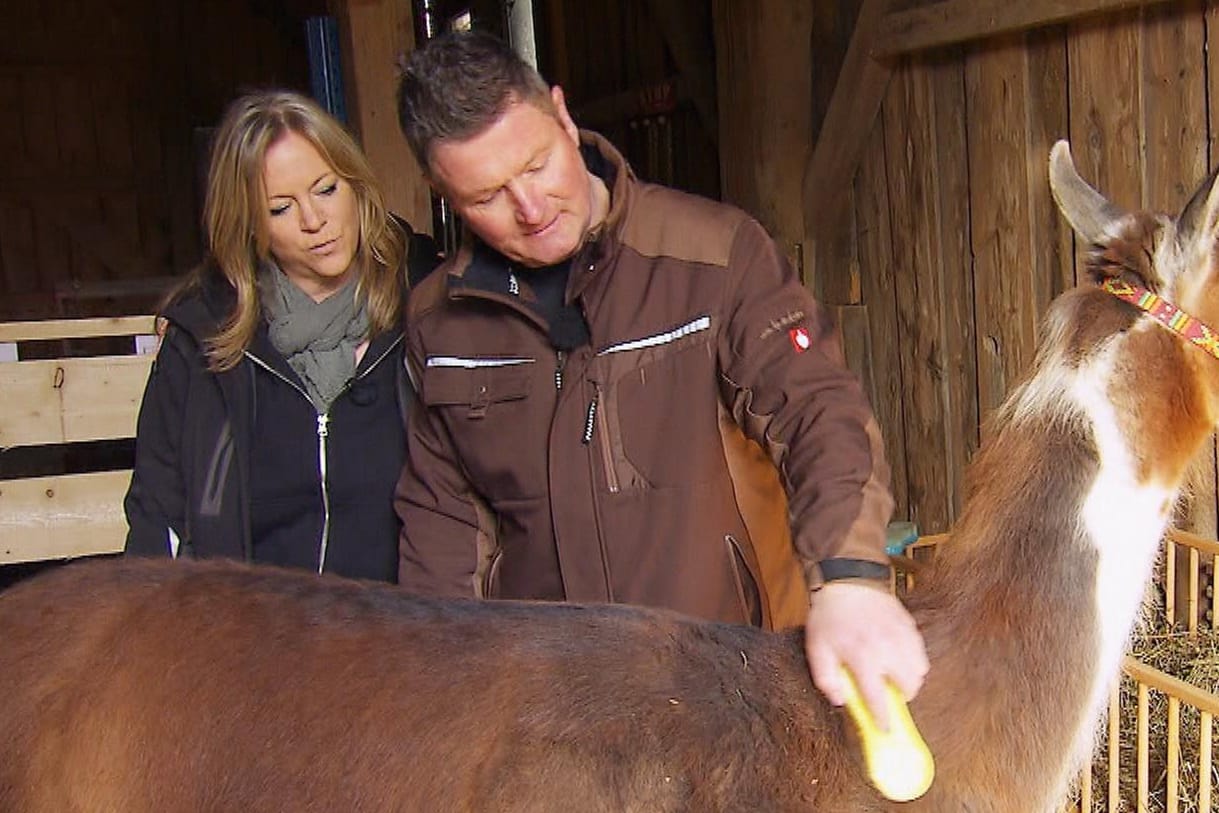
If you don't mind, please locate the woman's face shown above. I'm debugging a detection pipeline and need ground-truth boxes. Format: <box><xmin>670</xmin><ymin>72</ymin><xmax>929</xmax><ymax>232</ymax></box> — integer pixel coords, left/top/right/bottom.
<box><xmin>261</xmin><ymin>130</ymin><xmax>360</xmax><ymax>301</ymax></box>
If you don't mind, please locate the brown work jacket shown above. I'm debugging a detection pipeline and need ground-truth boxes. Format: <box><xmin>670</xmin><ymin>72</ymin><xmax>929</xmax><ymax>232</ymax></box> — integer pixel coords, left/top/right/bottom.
<box><xmin>395</xmin><ymin>132</ymin><xmax>893</xmax><ymax>629</ymax></box>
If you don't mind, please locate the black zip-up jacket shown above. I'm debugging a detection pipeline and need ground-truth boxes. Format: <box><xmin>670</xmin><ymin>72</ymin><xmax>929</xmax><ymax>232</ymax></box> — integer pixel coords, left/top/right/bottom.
<box><xmin>124</xmin><ymin>267</ymin><xmax>410</xmax><ymax>582</ymax></box>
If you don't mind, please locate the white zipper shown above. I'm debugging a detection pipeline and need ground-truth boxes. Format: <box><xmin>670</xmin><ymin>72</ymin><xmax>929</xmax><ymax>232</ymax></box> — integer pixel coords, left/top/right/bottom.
<box><xmin>246</xmin><ymin>337</ymin><xmax>402</xmax><ymax>573</ymax></box>
<box><xmin>315</xmin><ymin>412</ymin><xmax>331</xmax><ymax>573</ymax></box>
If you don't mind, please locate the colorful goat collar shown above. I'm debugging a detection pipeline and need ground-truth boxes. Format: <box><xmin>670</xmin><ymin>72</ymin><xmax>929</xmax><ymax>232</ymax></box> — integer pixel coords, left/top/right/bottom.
<box><xmin>1100</xmin><ymin>277</ymin><xmax>1219</xmax><ymax>360</ymax></box>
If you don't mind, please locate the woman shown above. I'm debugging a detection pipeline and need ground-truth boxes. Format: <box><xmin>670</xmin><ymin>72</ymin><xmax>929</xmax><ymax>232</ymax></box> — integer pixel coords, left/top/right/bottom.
<box><xmin>125</xmin><ymin>90</ymin><xmax>434</xmax><ymax>582</ymax></box>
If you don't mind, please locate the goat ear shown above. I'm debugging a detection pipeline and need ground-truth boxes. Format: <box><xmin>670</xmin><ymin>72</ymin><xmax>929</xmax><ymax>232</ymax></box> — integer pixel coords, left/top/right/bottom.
<box><xmin>1048</xmin><ymin>140</ymin><xmax>1126</xmax><ymax>245</ymax></box>
<box><xmin>1175</xmin><ymin>166</ymin><xmax>1219</xmax><ymax>250</ymax></box>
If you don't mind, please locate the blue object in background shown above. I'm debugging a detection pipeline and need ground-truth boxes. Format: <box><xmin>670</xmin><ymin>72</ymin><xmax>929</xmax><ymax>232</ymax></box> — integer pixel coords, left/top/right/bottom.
<box><xmin>306</xmin><ymin>16</ymin><xmax>347</xmax><ymax>124</ymax></box>
<box><xmin>885</xmin><ymin>521</ymin><xmax>919</xmax><ymax>556</ymax></box>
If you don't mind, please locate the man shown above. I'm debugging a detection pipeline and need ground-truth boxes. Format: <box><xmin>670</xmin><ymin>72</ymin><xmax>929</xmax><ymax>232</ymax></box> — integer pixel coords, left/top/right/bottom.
<box><xmin>394</xmin><ymin>31</ymin><xmax>926</xmax><ymax>725</ymax></box>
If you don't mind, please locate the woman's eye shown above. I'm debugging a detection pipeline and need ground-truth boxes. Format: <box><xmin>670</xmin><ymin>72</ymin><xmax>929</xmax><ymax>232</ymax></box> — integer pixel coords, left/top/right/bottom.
<box><xmin>269</xmin><ymin>203</ymin><xmax>290</xmax><ymax>217</ymax></box>
<box><xmin>319</xmin><ymin>182</ymin><xmax>338</xmax><ymax>196</ymax></box>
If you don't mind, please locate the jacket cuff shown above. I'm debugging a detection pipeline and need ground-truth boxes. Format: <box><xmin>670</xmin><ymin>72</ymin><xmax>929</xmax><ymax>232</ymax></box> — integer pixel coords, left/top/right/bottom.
<box><xmin>807</xmin><ymin>557</ymin><xmax>893</xmax><ymax>591</ymax></box>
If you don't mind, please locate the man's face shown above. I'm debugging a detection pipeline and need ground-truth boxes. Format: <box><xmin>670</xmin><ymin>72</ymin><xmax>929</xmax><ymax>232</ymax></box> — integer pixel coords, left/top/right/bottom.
<box><xmin>428</xmin><ymin>87</ymin><xmax>599</xmax><ymax>268</ymax></box>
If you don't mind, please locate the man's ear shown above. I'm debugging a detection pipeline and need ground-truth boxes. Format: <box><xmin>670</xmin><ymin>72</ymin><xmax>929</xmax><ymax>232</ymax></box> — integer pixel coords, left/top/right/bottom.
<box><xmin>551</xmin><ymin>85</ymin><xmax>580</xmax><ymax>144</ymax></box>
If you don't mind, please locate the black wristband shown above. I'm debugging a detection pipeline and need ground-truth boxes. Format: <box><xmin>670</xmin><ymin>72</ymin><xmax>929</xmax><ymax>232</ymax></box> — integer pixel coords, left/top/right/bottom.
<box><xmin>819</xmin><ymin>557</ymin><xmax>892</xmax><ymax>583</ymax></box>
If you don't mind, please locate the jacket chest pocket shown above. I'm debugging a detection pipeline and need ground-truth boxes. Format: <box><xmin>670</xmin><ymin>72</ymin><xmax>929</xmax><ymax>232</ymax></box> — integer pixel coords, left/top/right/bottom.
<box><xmin>423</xmin><ymin>363</ymin><xmax>532</xmax><ymax>418</ymax></box>
<box><xmin>594</xmin><ymin>317</ymin><xmax>721</xmax><ymax>489</ymax></box>
<box><xmin>421</xmin><ymin>358</ymin><xmax>543</xmax><ymax>499</ymax></box>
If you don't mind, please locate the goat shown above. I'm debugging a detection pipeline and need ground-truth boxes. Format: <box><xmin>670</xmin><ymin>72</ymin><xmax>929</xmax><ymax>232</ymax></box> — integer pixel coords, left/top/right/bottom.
<box><xmin>2</xmin><ymin>139</ymin><xmax>1219</xmax><ymax>811</ymax></box>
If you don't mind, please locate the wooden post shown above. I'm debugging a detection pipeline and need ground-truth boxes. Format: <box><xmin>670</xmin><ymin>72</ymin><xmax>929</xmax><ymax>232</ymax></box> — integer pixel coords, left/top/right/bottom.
<box><xmin>711</xmin><ymin>0</ymin><xmax>813</xmax><ymax>269</ymax></box>
<box><xmin>327</xmin><ymin>0</ymin><xmax>433</xmax><ymax>234</ymax></box>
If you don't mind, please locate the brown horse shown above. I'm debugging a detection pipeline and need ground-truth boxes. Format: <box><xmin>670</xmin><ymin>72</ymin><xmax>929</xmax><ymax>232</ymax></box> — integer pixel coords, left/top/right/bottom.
<box><xmin>2</xmin><ymin>140</ymin><xmax>1219</xmax><ymax>811</ymax></box>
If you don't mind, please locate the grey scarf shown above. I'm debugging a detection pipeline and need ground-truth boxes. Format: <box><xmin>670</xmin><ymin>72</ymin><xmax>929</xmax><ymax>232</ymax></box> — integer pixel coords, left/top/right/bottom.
<box><xmin>259</xmin><ymin>263</ymin><xmax>369</xmax><ymax>411</ymax></box>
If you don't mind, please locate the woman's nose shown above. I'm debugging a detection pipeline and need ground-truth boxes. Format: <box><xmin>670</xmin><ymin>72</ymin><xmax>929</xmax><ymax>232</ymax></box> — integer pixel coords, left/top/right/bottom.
<box><xmin>299</xmin><ymin>200</ymin><xmax>325</xmax><ymax>232</ymax></box>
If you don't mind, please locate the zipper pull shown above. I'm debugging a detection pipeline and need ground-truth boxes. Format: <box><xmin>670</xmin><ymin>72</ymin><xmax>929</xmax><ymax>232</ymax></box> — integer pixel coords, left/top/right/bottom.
<box><xmin>316</xmin><ymin>413</ymin><xmax>329</xmax><ymax>438</ymax></box>
<box><xmin>582</xmin><ymin>395</ymin><xmax>598</xmax><ymax>444</ymax></box>
<box><xmin>555</xmin><ymin>351</ymin><xmax>566</xmax><ymax>391</ymax></box>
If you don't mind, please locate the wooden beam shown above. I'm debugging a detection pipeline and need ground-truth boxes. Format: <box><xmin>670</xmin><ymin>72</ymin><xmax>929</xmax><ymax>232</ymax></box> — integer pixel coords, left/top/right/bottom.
<box><xmin>874</xmin><ymin>0</ymin><xmax>1180</xmax><ymax>58</ymax></box>
<box><xmin>328</xmin><ymin>0</ymin><xmax>433</xmax><ymax>234</ymax></box>
<box><xmin>801</xmin><ymin>0</ymin><xmax>892</xmax><ymax>283</ymax></box>
<box><xmin>0</xmin><ymin>316</ymin><xmax>156</xmax><ymax>343</ymax></box>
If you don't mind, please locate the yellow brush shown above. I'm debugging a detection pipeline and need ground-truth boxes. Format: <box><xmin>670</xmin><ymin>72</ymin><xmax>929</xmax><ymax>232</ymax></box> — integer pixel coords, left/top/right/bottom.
<box><xmin>839</xmin><ymin>667</ymin><xmax>935</xmax><ymax>802</ymax></box>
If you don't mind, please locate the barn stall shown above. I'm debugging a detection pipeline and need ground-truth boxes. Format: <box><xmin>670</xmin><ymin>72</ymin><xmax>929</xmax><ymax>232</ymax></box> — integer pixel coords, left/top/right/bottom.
<box><xmin>1</xmin><ymin>0</ymin><xmax>1218</xmax><ymax>809</ymax></box>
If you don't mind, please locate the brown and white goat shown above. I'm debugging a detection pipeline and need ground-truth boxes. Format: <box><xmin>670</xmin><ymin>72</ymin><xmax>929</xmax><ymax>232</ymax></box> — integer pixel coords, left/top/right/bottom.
<box><xmin>3</xmin><ymin>140</ymin><xmax>1219</xmax><ymax>812</ymax></box>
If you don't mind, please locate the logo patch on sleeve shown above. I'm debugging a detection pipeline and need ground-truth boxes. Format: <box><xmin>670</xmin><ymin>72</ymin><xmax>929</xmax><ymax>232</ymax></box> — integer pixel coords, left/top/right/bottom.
<box><xmin>789</xmin><ymin>326</ymin><xmax>812</xmax><ymax>353</ymax></box>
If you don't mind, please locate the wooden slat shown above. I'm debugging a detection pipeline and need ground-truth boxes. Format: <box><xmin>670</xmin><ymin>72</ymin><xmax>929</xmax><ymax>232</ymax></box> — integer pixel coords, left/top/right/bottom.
<box><xmin>1167</xmin><ymin>696</ymin><xmax>1180</xmax><ymax>813</ymax></box>
<box><xmin>0</xmin><ymin>314</ymin><xmax>155</xmax><ymax>342</ymax></box>
<box><xmin>712</xmin><ymin>0</ymin><xmax>813</xmax><ymax>258</ymax></box>
<box><xmin>873</xmin><ymin>0</ymin><xmax>1180</xmax><ymax>57</ymax></box>
<box><xmin>1068</xmin><ymin>9</ymin><xmax>1143</xmax><ymax>223</ymax></box>
<box><xmin>1167</xmin><ymin>527</ymin><xmax>1219</xmax><ymax>557</ymax></box>
<box><xmin>967</xmin><ymin>36</ymin><xmax>1043</xmax><ymax>426</ymax></box>
<box><xmin>881</xmin><ymin>61</ymin><xmax>958</xmax><ymax>533</ymax></box>
<box><xmin>855</xmin><ymin>123</ymin><xmax>911</xmax><ymax>519</ymax></box>
<box><xmin>1137</xmin><ymin>682</ymin><xmax>1149</xmax><ymax>809</ymax></box>
<box><xmin>926</xmin><ymin>54</ymin><xmax>975</xmax><ymax>525</ymax></box>
<box><xmin>802</xmin><ymin>0</ymin><xmax>893</xmax><ymax>284</ymax></box>
<box><xmin>1123</xmin><ymin>657</ymin><xmax>1219</xmax><ymax>715</ymax></box>
<box><xmin>1144</xmin><ymin>2</ymin><xmax>1215</xmax><ymax>541</ymax></box>
<box><xmin>0</xmin><ymin>470</ymin><xmax>130</xmax><ymax>564</ymax></box>
<box><xmin>0</xmin><ymin>354</ymin><xmax>153</xmax><ymax>447</ymax></box>
<box><xmin>1200</xmin><ymin>712</ymin><xmax>1213</xmax><ymax>812</ymax></box>
<box><xmin>1108</xmin><ymin>682</ymin><xmax>1121</xmax><ymax>812</ymax></box>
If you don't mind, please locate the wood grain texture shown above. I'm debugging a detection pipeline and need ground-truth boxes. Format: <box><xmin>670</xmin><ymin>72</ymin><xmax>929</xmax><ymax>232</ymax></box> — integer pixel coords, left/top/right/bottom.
<box><xmin>329</xmin><ymin>0</ymin><xmax>433</xmax><ymax>233</ymax></box>
<box><xmin>874</xmin><ymin>0</ymin><xmax>1179</xmax><ymax>57</ymax></box>
<box><xmin>802</xmin><ymin>0</ymin><xmax>894</xmax><ymax>287</ymax></box>
<box><xmin>967</xmin><ymin>37</ymin><xmax>1042</xmax><ymax>426</ymax></box>
<box><xmin>713</xmin><ymin>0</ymin><xmax>813</xmax><ymax>259</ymax></box>
<box><xmin>855</xmin><ymin>122</ymin><xmax>912</xmax><ymax>520</ymax></box>
<box><xmin>1141</xmin><ymin>1</ymin><xmax>1215</xmax><ymax>538</ymax></box>
<box><xmin>0</xmin><ymin>355</ymin><xmax>154</xmax><ymax>447</ymax></box>
<box><xmin>882</xmin><ymin>62</ymin><xmax>955</xmax><ymax>532</ymax></box>
<box><xmin>0</xmin><ymin>471</ymin><xmax>130</xmax><ymax>564</ymax></box>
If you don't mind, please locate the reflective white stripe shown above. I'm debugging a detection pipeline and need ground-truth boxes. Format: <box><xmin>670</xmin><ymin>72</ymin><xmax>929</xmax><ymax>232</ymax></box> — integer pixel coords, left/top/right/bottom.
<box><xmin>597</xmin><ymin>316</ymin><xmax>711</xmax><ymax>356</ymax></box>
<box><xmin>427</xmin><ymin>356</ymin><xmax>535</xmax><ymax>368</ymax></box>
<box><xmin>168</xmin><ymin>527</ymin><xmax>181</xmax><ymax>559</ymax></box>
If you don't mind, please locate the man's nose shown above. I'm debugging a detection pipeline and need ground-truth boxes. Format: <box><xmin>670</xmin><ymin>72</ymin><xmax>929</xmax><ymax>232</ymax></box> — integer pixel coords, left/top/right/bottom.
<box><xmin>508</xmin><ymin>181</ymin><xmax>545</xmax><ymax>226</ymax></box>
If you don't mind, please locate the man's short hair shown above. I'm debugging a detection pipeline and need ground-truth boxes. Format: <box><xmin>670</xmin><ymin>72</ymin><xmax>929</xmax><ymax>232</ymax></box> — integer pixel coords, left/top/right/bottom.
<box><xmin>397</xmin><ymin>31</ymin><xmax>554</xmax><ymax>172</ymax></box>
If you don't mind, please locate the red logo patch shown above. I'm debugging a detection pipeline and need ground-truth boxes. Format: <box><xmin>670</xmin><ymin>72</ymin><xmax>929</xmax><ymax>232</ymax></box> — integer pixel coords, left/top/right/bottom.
<box><xmin>789</xmin><ymin>326</ymin><xmax>812</xmax><ymax>353</ymax></box>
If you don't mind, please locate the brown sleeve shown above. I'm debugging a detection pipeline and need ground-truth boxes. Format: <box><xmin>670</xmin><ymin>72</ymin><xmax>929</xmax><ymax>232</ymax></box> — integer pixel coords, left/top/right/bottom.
<box><xmin>716</xmin><ymin>218</ymin><xmax>894</xmax><ymax>585</ymax></box>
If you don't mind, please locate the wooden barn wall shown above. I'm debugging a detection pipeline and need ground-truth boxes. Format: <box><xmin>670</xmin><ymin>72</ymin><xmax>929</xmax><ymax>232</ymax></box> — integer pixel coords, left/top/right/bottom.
<box><xmin>0</xmin><ymin>0</ymin><xmax>321</xmax><ymax>322</ymax></box>
<box><xmin>818</xmin><ymin>2</ymin><xmax>1219</xmax><ymax>537</ymax></box>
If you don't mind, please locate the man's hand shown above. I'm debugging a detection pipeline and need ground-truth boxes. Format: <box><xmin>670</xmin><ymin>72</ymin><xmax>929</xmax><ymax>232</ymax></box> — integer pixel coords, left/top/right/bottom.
<box><xmin>804</xmin><ymin>581</ymin><xmax>928</xmax><ymax>731</ymax></box>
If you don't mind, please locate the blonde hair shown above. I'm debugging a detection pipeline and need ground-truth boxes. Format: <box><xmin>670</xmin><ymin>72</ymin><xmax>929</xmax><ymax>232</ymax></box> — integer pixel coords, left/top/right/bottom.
<box><xmin>186</xmin><ymin>90</ymin><xmax>406</xmax><ymax>371</ymax></box>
